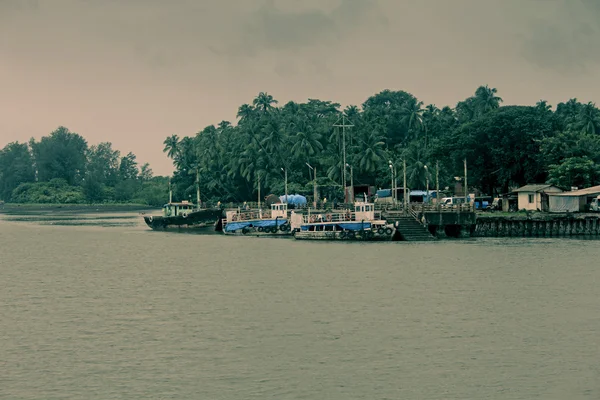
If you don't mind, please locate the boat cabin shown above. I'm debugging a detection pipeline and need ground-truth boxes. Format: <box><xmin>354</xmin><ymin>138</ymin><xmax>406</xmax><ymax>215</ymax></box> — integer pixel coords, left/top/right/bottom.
<box><xmin>353</xmin><ymin>201</ymin><xmax>375</xmax><ymax>221</ymax></box>
<box><xmin>163</xmin><ymin>201</ymin><xmax>196</xmax><ymax>217</ymax></box>
<box><xmin>269</xmin><ymin>202</ymin><xmax>288</xmax><ymax>219</ymax></box>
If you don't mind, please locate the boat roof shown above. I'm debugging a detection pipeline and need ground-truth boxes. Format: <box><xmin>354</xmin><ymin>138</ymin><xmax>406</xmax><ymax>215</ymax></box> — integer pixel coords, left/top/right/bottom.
<box><xmin>164</xmin><ymin>202</ymin><xmax>196</xmax><ymax>206</ymax></box>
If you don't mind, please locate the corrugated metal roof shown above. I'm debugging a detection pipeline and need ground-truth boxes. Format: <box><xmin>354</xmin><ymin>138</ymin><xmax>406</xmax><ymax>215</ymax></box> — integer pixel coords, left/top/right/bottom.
<box><xmin>548</xmin><ymin>185</ymin><xmax>600</xmax><ymax>197</ymax></box>
<box><xmin>513</xmin><ymin>184</ymin><xmax>559</xmax><ymax>193</ymax></box>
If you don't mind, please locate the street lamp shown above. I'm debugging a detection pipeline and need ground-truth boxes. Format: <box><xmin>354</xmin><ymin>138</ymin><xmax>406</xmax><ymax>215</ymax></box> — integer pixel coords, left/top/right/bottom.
<box><xmin>346</xmin><ymin>163</ymin><xmax>353</xmax><ymax>203</ymax></box>
<box><xmin>424</xmin><ymin>165</ymin><xmax>429</xmax><ymax>204</ymax></box>
<box><xmin>306</xmin><ymin>162</ymin><xmax>317</xmax><ymax>208</ymax></box>
<box><xmin>281</xmin><ymin>167</ymin><xmax>288</xmax><ymax>204</ymax></box>
<box><xmin>388</xmin><ymin>160</ymin><xmax>394</xmax><ymax>205</ymax></box>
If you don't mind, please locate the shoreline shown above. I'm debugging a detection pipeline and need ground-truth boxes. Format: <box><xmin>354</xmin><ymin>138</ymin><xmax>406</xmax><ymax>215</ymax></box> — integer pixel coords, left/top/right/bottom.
<box><xmin>0</xmin><ymin>203</ymin><xmax>157</xmax><ymax>215</ymax></box>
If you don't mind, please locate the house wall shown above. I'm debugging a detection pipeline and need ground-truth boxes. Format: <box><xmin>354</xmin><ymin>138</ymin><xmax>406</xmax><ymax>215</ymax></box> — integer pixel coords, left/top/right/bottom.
<box><xmin>517</xmin><ymin>192</ymin><xmax>539</xmax><ymax>211</ymax></box>
<box><xmin>518</xmin><ymin>187</ymin><xmax>563</xmax><ymax>211</ymax></box>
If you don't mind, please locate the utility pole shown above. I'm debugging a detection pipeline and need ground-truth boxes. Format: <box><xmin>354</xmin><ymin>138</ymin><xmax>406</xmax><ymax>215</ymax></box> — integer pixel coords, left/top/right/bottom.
<box><xmin>333</xmin><ymin>115</ymin><xmax>354</xmax><ymax>203</ymax></box>
<box><xmin>169</xmin><ymin>177</ymin><xmax>173</xmax><ymax>203</ymax></box>
<box><xmin>307</xmin><ymin>163</ymin><xmax>318</xmax><ymax>208</ymax></box>
<box><xmin>281</xmin><ymin>167</ymin><xmax>288</xmax><ymax>203</ymax></box>
<box><xmin>389</xmin><ymin>162</ymin><xmax>394</xmax><ymax>205</ymax></box>
<box><xmin>403</xmin><ymin>158</ymin><xmax>408</xmax><ymax>214</ymax></box>
<box><xmin>346</xmin><ymin>164</ymin><xmax>354</xmax><ymax>202</ymax></box>
<box><xmin>436</xmin><ymin>160</ymin><xmax>440</xmax><ymax>209</ymax></box>
<box><xmin>464</xmin><ymin>158</ymin><xmax>468</xmax><ymax>205</ymax></box>
<box><xmin>425</xmin><ymin>165</ymin><xmax>429</xmax><ymax>204</ymax></box>
<box><xmin>257</xmin><ymin>173</ymin><xmax>261</xmax><ymax>210</ymax></box>
<box><xmin>196</xmin><ymin>166</ymin><xmax>201</xmax><ymax>209</ymax></box>
<box><xmin>314</xmin><ymin>166</ymin><xmax>318</xmax><ymax>208</ymax></box>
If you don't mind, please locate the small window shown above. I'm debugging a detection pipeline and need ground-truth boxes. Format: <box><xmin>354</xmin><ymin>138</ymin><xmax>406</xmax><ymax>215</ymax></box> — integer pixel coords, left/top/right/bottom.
<box><xmin>355</xmin><ymin>206</ymin><xmax>360</xmax><ymax>212</ymax></box>
<box><xmin>528</xmin><ymin>194</ymin><xmax>534</xmax><ymax>203</ymax></box>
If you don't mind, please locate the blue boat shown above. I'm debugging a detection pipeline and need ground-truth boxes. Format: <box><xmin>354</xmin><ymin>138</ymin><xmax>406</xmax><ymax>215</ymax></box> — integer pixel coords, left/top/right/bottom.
<box><xmin>293</xmin><ymin>201</ymin><xmax>395</xmax><ymax>241</ymax></box>
<box><xmin>222</xmin><ymin>202</ymin><xmax>293</xmax><ymax>237</ymax></box>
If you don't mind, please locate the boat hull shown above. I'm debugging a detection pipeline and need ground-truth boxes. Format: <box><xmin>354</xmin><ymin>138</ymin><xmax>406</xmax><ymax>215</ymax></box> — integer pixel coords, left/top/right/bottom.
<box><xmin>294</xmin><ymin>229</ymin><xmax>394</xmax><ymax>241</ymax></box>
<box><xmin>223</xmin><ymin>229</ymin><xmax>293</xmax><ymax>238</ymax></box>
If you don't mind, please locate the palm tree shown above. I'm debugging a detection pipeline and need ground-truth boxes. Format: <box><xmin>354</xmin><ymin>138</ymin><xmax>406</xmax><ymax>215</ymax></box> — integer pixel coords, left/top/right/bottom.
<box><xmin>253</xmin><ymin>92</ymin><xmax>278</xmax><ymax>113</ymax></box>
<box><xmin>403</xmin><ymin>142</ymin><xmax>430</xmax><ymax>188</ymax></box>
<box><xmin>163</xmin><ymin>134</ymin><xmax>180</xmax><ymax>159</ymax></box>
<box><xmin>344</xmin><ymin>105</ymin><xmax>360</xmax><ymax>120</ymax></box>
<box><xmin>236</xmin><ymin>104</ymin><xmax>254</xmax><ymax>122</ymax></box>
<box><xmin>217</xmin><ymin>120</ymin><xmax>232</xmax><ymax>132</ymax></box>
<box><xmin>473</xmin><ymin>85</ymin><xmax>503</xmax><ymax>115</ymax></box>
<box><xmin>353</xmin><ymin>130</ymin><xmax>386</xmax><ymax>174</ymax></box>
<box><xmin>401</xmin><ymin>98</ymin><xmax>424</xmax><ymax>141</ymax></box>
<box><xmin>290</xmin><ymin>120</ymin><xmax>323</xmax><ymax>160</ymax></box>
<box><xmin>579</xmin><ymin>102</ymin><xmax>600</xmax><ymax>135</ymax></box>
<box><xmin>536</xmin><ymin>100</ymin><xmax>551</xmax><ymax>113</ymax></box>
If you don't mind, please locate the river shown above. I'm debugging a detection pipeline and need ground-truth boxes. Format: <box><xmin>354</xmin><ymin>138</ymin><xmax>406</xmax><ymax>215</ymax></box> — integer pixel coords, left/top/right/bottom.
<box><xmin>1</xmin><ymin>209</ymin><xmax>598</xmax><ymax>399</ymax></box>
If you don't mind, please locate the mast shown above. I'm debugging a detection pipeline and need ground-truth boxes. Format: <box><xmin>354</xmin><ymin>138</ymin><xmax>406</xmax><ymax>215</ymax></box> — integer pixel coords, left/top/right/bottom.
<box><xmin>196</xmin><ymin>166</ymin><xmax>201</xmax><ymax>209</ymax></box>
<box><xmin>464</xmin><ymin>158</ymin><xmax>468</xmax><ymax>205</ymax></box>
<box><xmin>333</xmin><ymin>115</ymin><xmax>354</xmax><ymax>203</ymax></box>
<box><xmin>403</xmin><ymin>158</ymin><xmax>407</xmax><ymax>214</ymax></box>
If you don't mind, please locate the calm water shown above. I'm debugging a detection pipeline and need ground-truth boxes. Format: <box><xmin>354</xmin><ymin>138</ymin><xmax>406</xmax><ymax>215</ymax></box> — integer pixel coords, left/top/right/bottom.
<box><xmin>1</xmin><ymin>210</ymin><xmax>599</xmax><ymax>399</ymax></box>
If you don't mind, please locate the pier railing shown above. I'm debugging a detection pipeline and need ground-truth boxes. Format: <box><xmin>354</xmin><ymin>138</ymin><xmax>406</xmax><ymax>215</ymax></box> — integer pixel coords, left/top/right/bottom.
<box><xmin>301</xmin><ymin>210</ymin><xmax>383</xmax><ymax>224</ymax></box>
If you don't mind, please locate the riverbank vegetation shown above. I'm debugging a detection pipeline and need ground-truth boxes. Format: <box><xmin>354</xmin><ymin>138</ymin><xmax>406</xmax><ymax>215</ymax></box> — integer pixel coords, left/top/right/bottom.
<box><xmin>164</xmin><ymin>87</ymin><xmax>600</xmax><ymax>203</ymax></box>
<box><xmin>3</xmin><ymin>86</ymin><xmax>599</xmax><ymax>206</ymax></box>
<box><xmin>0</xmin><ymin>127</ymin><xmax>167</xmax><ymax>205</ymax></box>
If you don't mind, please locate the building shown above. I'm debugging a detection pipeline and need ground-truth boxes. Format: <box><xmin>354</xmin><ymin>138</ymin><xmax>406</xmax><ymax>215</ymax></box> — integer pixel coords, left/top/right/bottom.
<box><xmin>513</xmin><ymin>184</ymin><xmax>563</xmax><ymax>211</ymax></box>
<box><xmin>548</xmin><ymin>185</ymin><xmax>600</xmax><ymax>212</ymax></box>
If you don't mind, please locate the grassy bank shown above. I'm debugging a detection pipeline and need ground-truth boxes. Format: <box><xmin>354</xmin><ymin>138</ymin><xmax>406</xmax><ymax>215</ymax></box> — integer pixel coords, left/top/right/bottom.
<box><xmin>0</xmin><ymin>203</ymin><xmax>157</xmax><ymax>215</ymax></box>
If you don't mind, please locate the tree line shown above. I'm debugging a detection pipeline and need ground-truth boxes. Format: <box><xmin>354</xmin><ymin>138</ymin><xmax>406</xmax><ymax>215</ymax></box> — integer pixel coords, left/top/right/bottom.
<box><xmin>164</xmin><ymin>86</ymin><xmax>600</xmax><ymax>204</ymax></box>
<box><xmin>3</xmin><ymin>86</ymin><xmax>599</xmax><ymax>206</ymax></box>
<box><xmin>0</xmin><ymin>127</ymin><xmax>166</xmax><ymax>205</ymax></box>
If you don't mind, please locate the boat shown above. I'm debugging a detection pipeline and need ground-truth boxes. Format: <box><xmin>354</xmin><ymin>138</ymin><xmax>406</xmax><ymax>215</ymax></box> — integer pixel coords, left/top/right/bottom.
<box><xmin>144</xmin><ymin>201</ymin><xmax>223</xmax><ymax>231</ymax></box>
<box><xmin>143</xmin><ymin>173</ymin><xmax>222</xmax><ymax>231</ymax></box>
<box><xmin>221</xmin><ymin>202</ymin><xmax>293</xmax><ymax>237</ymax></box>
<box><xmin>293</xmin><ymin>200</ymin><xmax>395</xmax><ymax>241</ymax></box>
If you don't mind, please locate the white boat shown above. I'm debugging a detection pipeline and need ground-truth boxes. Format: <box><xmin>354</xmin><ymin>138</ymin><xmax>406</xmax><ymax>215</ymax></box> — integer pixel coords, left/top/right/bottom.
<box><xmin>222</xmin><ymin>202</ymin><xmax>293</xmax><ymax>237</ymax></box>
<box><xmin>293</xmin><ymin>200</ymin><xmax>395</xmax><ymax>241</ymax></box>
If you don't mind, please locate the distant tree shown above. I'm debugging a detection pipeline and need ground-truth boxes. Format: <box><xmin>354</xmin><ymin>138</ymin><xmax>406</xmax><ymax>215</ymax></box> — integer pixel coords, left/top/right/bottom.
<box><xmin>118</xmin><ymin>152</ymin><xmax>139</xmax><ymax>181</ymax></box>
<box><xmin>0</xmin><ymin>142</ymin><xmax>35</xmax><ymax>201</ymax></box>
<box><xmin>86</xmin><ymin>142</ymin><xmax>120</xmax><ymax>186</ymax></box>
<box><xmin>30</xmin><ymin>126</ymin><xmax>88</xmax><ymax>185</ymax></box>
<box><xmin>139</xmin><ymin>163</ymin><xmax>153</xmax><ymax>181</ymax></box>
<box><xmin>547</xmin><ymin>156</ymin><xmax>600</xmax><ymax>188</ymax></box>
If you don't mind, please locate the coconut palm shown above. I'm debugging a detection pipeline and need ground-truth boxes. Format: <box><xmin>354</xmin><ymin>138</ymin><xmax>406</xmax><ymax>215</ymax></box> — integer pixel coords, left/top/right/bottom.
<box><xmin>473</xmin><ymin>85</ymin><xmax>503</xmax><ymax>115</ymax></box>
<box><xmin>253</xmin><ymin>92</ymin><xmax>278</xmax><ymax>113</ymax></box>
<box><xmin>163</xmin><ymin>134</ymin><xmax>180</xmax><ymax>159</ymax></box>
<box><xmin>579</xmin><ymin>102</ymin><xmax>600</xmax><ymax>135</ymax></box>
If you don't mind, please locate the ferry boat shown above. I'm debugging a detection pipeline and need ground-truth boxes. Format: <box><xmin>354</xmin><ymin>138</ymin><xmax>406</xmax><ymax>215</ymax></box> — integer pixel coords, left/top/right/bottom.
<box><xmin>143</xmin><ymin>176</ymin><xmax>222</xmax><ymax>231</ymax></box>
<box><xmin>144</xmin><ymin>200</ymin><xmax>222</xmax><ymax>231</ymax></box>
<box><xmin>293</xmin><ymin>200</ymin><xmax>395</xmax><ymax>241</ymax></box>
<box><xmin>222</xmin><ymin>202</ymin><xmax>293</xmax><ymax>237</ymax></box>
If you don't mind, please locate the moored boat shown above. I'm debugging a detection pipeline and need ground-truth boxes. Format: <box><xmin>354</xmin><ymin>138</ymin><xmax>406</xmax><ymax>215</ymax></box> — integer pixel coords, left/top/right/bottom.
<box><xmin>222</xmin><ymin>202</ymin><xmax>293</xmax><ymax>237</ymax></box>
<box><xmin>143</xmin><ymin>201</ymin><xmax>223</xmax><ymax>231</ymax></box>
<box><xmin>293</xmin><ymin>200</ymin><xmax>395</xmax><ymax>241</ymax></box>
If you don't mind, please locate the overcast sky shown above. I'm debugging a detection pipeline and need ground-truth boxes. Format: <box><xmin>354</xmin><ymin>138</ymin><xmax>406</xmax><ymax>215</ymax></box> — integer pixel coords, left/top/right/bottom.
<box><xmin>2</xmin><ymin>0</ymin><xmax>600</xmax><ymax>175</ymax></box>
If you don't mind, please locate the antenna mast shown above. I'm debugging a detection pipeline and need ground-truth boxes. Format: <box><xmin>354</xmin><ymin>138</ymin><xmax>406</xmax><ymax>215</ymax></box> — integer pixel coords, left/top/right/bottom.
<box><xmin>333</xmin><ymin>115</ymin><xmax>354</xmax><ymax>203</ymax></box>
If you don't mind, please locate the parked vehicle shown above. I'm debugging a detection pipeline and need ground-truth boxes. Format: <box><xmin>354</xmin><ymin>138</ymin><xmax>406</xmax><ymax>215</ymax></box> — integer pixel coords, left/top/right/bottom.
<box><xmin>590</xmin><ymin>195</ymin><xmax>600</xmax><ymax>212</ymax></box>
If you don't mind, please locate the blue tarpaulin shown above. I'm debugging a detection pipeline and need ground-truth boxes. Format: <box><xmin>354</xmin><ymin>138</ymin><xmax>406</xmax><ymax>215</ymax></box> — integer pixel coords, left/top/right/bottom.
<box><xmin>279</xmin><ymin>194</ymin><xmax>307</xmax><ymax>206</ymax></box>
<box><xmin>225</xmin><ymin>218</ymin><xmax>288</xmax><ymax>232</ymax></box>
<box><xmin>376</xmin><ymin>189</ymin><xmax>391</xmax><ymax>198</ymax></box>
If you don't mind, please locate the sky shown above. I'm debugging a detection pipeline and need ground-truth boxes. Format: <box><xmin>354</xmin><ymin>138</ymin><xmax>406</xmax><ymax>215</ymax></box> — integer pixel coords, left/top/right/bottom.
<box><xmin>2</xmin><ymin>0</ymin><xmax>600</xmax><ymax>175</ymax></box>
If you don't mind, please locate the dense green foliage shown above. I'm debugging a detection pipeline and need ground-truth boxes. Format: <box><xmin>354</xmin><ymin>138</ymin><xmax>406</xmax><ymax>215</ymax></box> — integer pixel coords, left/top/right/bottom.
<box><xmin>0</xmin><ymin>127</ymin><xmax>166</xmax><ymax>205</ymax></box>
<box><xmin>3</xmin><ymin>87</ymin><xmax>600</xmax><ymax>206</ymax></box>
<box><xmin>164</xmin><ymin>87</ymin><xmax>600</xmax><ymax>202</ymax></box>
